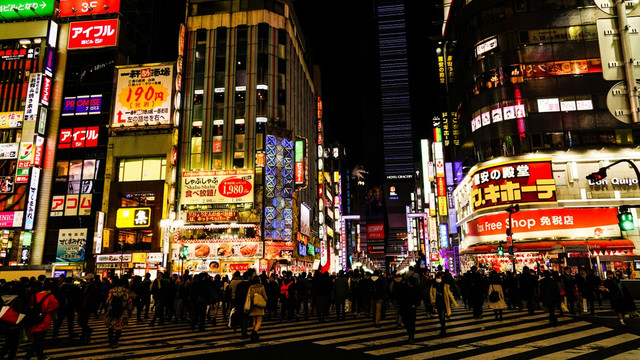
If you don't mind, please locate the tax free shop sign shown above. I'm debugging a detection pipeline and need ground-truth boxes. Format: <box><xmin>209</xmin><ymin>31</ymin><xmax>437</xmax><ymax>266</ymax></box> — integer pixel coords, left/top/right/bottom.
<box><xmin>464</xmin><ymin>208</ymin><xmax>621</xmax><ymax>246</ymax></box>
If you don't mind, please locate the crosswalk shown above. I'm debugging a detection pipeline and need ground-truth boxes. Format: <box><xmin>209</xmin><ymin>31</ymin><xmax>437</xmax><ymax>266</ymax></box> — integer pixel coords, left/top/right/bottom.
<box><xmin>5</xmin><ymin>304</ymin><xmax>640</xmax><ymax>359</ymax></box>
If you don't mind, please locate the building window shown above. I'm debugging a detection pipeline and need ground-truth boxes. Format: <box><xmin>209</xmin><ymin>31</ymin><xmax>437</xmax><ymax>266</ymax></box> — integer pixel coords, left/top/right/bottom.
<box><xmin>118</xmin><ymin>157</ymin><xmax>166</xmax><ymax>182</ymax></box>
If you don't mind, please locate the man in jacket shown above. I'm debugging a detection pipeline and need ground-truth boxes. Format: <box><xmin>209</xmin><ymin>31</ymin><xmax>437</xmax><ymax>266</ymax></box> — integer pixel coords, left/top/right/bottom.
<box><xmin>279</xmin><ymin>272</ymin><xmax>296</xmax><ymax>322</ymax></box>
<box><xmin>78</xmin><ymin>274</ymin><xmax>100</xmax><ymax>343</ymax></box>
<box><xmin>333</xmin><ymin>270</ymin><xmax>349</xmax><ymax>321</ymax></box>
<box><xmin>138</xmin><ymin>273</ymin><xmax>151</xmax><ymax>320</ymax></box>
<box><xmin>370</xmin><ymin>270</ymin><xmax>386</xmax><ymax>327</ymax></box>
<box><xmin>389</xmin><ymin>272</ymin><xmax>405</xmax><ymax>328</ymax></box>
<box><xmin>150</xmin><ymin>272</ymin><xmax>169</xmax><ymax>326</ymax></box>
<box><xmin>234</xmin><ymin>272</ymin><xmax>251</xmax><ymax>338</ymax></box>
<box><xmin>561</xmin><ymin>267</ymin><xmax>577</xmax><ymax>314</ymax></box>
<box><xmin>52</xmin><ymin>277</ymin><xmax>79</xmax><ymax>340</ymax></box>
<box><xmin>25</xmin><ymin>280</ymin><xmax>59</xmax><ymax>360</ymax></box>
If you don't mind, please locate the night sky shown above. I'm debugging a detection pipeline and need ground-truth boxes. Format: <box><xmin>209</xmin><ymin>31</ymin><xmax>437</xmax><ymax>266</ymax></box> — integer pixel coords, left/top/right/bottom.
<box><xmin>293</xmin><ymin>0</ymin><xmax>440</xmax><ymax>185</ymax></box>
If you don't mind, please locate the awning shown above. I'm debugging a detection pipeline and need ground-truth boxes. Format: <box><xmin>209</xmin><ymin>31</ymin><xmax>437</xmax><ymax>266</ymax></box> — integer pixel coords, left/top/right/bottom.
<box><xmin>460</xmin><ymin>239</ymin><xmax>635</xmax><ymax>254</ymax></box>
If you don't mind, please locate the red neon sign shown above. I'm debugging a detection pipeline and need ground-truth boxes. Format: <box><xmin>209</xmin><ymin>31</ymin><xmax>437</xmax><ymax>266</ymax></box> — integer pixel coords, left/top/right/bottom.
<box><xmin>58</xmin><ymin>0</ymin><xmax>120</xmax><ymax>17</ymax></box>
<box><xmin>68</xmin><ymin>19</ymin><xmax>119</xmax><ymax>49</ymax></box>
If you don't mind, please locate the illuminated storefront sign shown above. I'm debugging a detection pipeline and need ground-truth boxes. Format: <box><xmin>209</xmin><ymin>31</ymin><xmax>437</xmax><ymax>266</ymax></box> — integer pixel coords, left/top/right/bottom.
<box><xmin>439</xmin><ymin>224</ymin><xmax>448</xmax><ymax>248</ymax></box>
<box><xmin>113</xmin><ymin>64</ymin><xmax>174</xmax><ymax>126</ymax></box>
<box><xmin>0</xmin><ymin>0</ymin><xmax>54</xmax><ymax>19</ymax></box>
<box><xmin>181</xmin><ymin>169</ymin><xmax>254</xmax><ymax>206</ymax></box>
<box><xmin>263</xmin><ymin>135</ymin><xmax>294</xmax><ymax>241</ymax></box>
<box><xmin>116</xmin><ymin>207</ymin><xmax>151</xmax><ymax>228</ymax></box>
<box><xmin>58</xmin><ymin>0</ymin><xmax>120</xmax><ymax>17</ymax></box>
<box><xmin>456</xmin><ymin>159</ymin><xmax>556</xmax><ymax>216</ymax></box>
<box><xmin>367</xmin><ymin>223</ymin><xmax>385</xmax><ymax>240</ymax></box>
<box><xmin>24</xmin><ymin>167</ymin><xmax>40</xmax><ymax>231</ymax></box>
<box><xmin>56</xmin><ymin>228</ymin><xmax>87</xmax><ymax>262</ymax></box>
<box><xmin>464</xmin><ymin>208</ymin><xmax>621</xmax><ymax>246</ymax></box>
<box><xmin>0</xmin><ymin>143</ymin><xmax>18</xmax><ymax>159</ymax></box>
<box><xmin>58</xmin><ymin>127</ymin><xmax>99</xmax><ymax>148</ymax></box>
<box><xmin>0</xmin><ymin>112</ymin><xmax>23</xmax><ymax>129</ymax></box>
<box><xmin>50</xmin><ymin>194</ymin><xmax>92</xmax><ymax>217</ymax></box>
<box><xmin>62</xmin><ymin>94</ymin><xmax>102</xmax><ymax>116</ymax></box>
<box><xmin>68</xmin><ymin>19</ymin><xmax>119</xmax><ymax>49</ymax></box>
<box><xmin>186</xmin><ymin>210</ymin><xmax>238</xmax><ymax>223</ymax></box>
<box><xmin>23</xmin><ymin>73</ymin><xmax>42</xmax><ymax>121</ymax></box>
<box><xmin>0</xmin><ymin>211</ymin><xmax>23</xmax><ymax>228</ymax></box>
<box><xmin>96</xmin><ymin>253</ymin><xmax>132</xmax><ymax>263</ymax></box>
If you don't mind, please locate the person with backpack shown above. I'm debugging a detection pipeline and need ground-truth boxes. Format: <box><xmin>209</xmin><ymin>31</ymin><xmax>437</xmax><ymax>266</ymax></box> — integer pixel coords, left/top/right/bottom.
<box><xmin>52</xmin><ymin>277</ymin><xmax>79</xmax><ymax>340</ymax></box>
<box><xmin>24</xmin><ymin>279</ymin><xmax>59</xmax><ymax>360</ymax></box>
<box><xmin>279</xmin><ymin>271</ymin><xmax>296</xmax><ymax>322</ymax></box>
<box><xmin>104</xmin><ymin>277</ymin><xmax>133</xmax><ymax>349</ymax></box>
<box><xmin>0</xmin><ymin>280</ymin><xmax>27</xmax><ymax>360</ymax></box>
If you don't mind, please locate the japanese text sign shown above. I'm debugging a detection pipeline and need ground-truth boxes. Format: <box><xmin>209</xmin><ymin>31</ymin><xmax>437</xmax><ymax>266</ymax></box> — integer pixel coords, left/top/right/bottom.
<box><xmin>113</xmin><ymin>64</ymin><xmax>174</xmax><ymax>126</ymax></box>
<box><xmin>68</xmin><ymin>19</ymin><xmax>119</xmax><ymax>49</ymax></box>
<box><xmin>23</xmin><ymin>73</ymin><xmax>42</xmax><ymax>121</ymax></box>
<box><xmin>116</xmin><ymin>207</ymin><xmax>151</xmax><ymax>228</ymax></box>
<box><xmin>181</xmin><ymin>169</ymin><xmax>254</xmax><ymax>206</ymax></box>
<box><xmin>469</xmin><ymin>160</ymin><xmax>556</xmax><ymax>213</ymax></box>
<box><xmin>56</xmin><ymin>228</ymin><xmax>87</xmax><ymax>262</ymax></box>
<box><xmin>0</xmin><ymin>0</ymin><xmax>54</xmax><ymax>20</ymax></box>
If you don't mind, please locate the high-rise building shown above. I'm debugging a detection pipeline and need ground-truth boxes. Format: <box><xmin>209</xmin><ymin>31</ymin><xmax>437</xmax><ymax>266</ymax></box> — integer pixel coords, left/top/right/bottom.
<box><xmin>176</xmin><ymin>0</ymin><xmax>319</xmax><ymax>274</ymax></box>
<box><xmin>445</xmin><ymin>1</ymin><xmax>640</xmax><ymax>274</ymax></box>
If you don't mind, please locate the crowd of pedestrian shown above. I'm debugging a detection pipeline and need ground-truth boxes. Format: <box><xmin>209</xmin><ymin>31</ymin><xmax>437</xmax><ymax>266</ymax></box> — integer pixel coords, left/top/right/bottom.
<box><xmin>0</xmin><ymin>264</ymin><xmax>636</xmax><ymax>359</ymax></box>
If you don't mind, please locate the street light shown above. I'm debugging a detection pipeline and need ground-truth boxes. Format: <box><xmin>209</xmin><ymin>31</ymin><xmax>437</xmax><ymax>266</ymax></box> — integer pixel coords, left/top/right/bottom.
<box><xmin>160</xmin><ymin>218</ymin><xmax>184</xmax><ymax>274</ymax></box>
<box><xmin>586</xmin><ymin>159</ymin><xmax>640</xmax><ymax>182</ymax></box>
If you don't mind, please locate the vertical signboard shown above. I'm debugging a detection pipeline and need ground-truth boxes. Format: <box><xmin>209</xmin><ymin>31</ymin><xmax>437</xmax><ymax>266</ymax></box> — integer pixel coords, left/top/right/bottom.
<box><xmin>23</xmin><ymin>73</ymin><xmax>43</xmax><ymax>121</ymax></box>
<box><xmin>24</xmin><ymin>167</ymin><xmax>41</xmax><ymax>231</ymax></box>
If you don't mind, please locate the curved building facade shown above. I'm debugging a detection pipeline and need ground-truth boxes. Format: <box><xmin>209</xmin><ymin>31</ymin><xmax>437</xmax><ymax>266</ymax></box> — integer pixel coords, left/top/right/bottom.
<box><xmin>444</xmin><ymin>1</ymin><xmax>640</xmax><ymax>275</ymax></box>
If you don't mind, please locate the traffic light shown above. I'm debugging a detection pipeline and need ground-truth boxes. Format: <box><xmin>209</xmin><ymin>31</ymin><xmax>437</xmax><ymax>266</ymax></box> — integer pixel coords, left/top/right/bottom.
<box><xmin>508</xmin><ymin>245</ymin><xmax>514</xmax><ymax>255</ymax></box>
<box><xmin>618</xmin><ymin>209</ymin><xmax>635</xmax><ymax>231</ymax></box>
<box><xmin>497</xmin><ymin>243</ymin><xmax>504</xmax><ymax>256</ymax></box>
<box><xmin>180</xmin><ymin>245</ymin><xmax>189</xmax><ymax>259</ymax></box>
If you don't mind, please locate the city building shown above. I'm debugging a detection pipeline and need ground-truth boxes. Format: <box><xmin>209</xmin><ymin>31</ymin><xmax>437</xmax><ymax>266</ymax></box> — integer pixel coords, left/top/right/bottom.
<box><xmin>176</xmin><ymin>0</ymin><xmax>319</xmax><ymax>276</ymax></box>
<box><xmin>443</xmin><ymin>1</ymin><xmax>640</xmax><ymax>276</ymax></box>
<box><xmin>0</xmin><ymin>0</ymin><xmax>184</xmax><ymax>278</ymax></box>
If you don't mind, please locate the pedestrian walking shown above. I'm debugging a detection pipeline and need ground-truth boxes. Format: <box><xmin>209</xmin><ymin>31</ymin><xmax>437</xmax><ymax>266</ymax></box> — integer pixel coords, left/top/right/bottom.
<box><xmin>234</xmin><ymin>272</ymin><xmax>251</xmax><ymax>338</ymax></box>
<box><xmin>78</xmin><ymin>274</ymin><xmax>100</xmax><ymax>343</ymax></box>
<box><xmin>370</xmin><ymin>270</ymin><xmax>386</xmax><ymax>327</ymax></box>
<box><xmin>24</xmin><ymin>280</ymin><xmax>59</xmax><ymax>360</ymax></box>
<box><xmin>389</xmin><ymin>271</ymin><xmax>405</xmax><ymax>328</ymax></box>
<box><xmin>333</xmin><ymin>270</ymin><xmax>349</xmax><ymax>321</ymax></box>
<box><xmin>265</xmin><ymin>274</ymin><xmax>280</xmax><ymax>320</ymax></box>
<box><xmin>104</xmin><ymin>277</ymin><xmax>133</xmax><ymax>349</ymax></box>
<box><xmin>487</xmin><ymin>272</ymin><xmax>507</xmax><ymax>320</ymax></box>
<box><xmin>247</xmin><ymin>275</ymin><xmax>268</xmax><ymax>342</ymax></box>
<box><xmin>400</xmin><ymin>276</ymin><xmax>421</xmax><ymax>343</ymax></box>
<box><xmin>602</xmin><ymin>270</ymin><xmax>636</xmax><ymax>325</ymax></box>
<box><xmin>430</xmin><ymin>272</ymin><xmax>457</xmax><ymax>336</ymax></box>
<box><xmin>467</xmin><ymin>266</ymin><xmax>485</xmax><ymax>318</ymax></box>
<box><xmin>0</xmin><ymin>280</ymin><xmax>27</xmax><ymax>360</ymax></box>
<box><xmin>52</xmin><ymin>277</ymin><xmax>79</xmax><ymax>340</ymax></box>
<box><xmin>539</xmin><ymin>270</ymin><xmax>560</xmax><ymax>325</ymax></box>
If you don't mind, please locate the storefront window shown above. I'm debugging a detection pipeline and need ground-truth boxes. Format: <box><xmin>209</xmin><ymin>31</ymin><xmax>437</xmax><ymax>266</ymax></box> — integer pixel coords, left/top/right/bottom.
<box><xmin>119</xmin><ymin>157</ymin><xmax>166</xmax><ymax>182</ymax></box>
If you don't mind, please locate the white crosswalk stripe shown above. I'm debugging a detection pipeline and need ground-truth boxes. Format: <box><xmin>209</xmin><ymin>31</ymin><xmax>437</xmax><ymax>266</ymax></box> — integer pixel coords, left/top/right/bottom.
<box><xmin>4</xmin><ymin>305</ymin><xmax>640</xmax><ymax>359</ymax></box>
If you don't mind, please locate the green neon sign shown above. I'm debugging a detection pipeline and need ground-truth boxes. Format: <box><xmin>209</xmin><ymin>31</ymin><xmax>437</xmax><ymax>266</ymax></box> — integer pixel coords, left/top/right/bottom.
<box><xmin>295</xmin><ymin>140</ymin><xmax>304</xmax><ymax>163</ymax></box>
<box><xmin>0</xmin><ymin>1</ymin><xmax>55</xmax><ymax>20</ymax></box>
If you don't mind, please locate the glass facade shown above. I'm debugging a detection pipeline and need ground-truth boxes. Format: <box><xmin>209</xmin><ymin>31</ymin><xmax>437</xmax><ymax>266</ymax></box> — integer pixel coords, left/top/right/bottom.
<box><xmin>444</xmin><ymin>1</ymin><xmax>636</xmax><ymax>166</ymax></box>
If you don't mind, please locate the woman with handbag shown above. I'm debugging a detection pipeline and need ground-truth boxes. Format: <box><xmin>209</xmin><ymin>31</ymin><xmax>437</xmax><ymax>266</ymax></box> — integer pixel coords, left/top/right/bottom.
<box><xmin>247</xmin><ymin>275</ymin><xmax>268</xmax><ymax>342</ymax></box>
<box><xmin>487</xmin><ymin>272</ymin><xmax>507</xmax><ymax>320</ymax></box>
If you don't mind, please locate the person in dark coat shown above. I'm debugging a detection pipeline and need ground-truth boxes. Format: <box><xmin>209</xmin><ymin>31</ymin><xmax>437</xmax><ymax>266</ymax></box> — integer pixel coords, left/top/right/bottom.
<box><xmin>138</xmin><ymin>273</ymin><xmax>151</xmax><ymax>320</ymax></box>
<box><xmin>150</xmin><ymin>272</ymin><xmax>169</xmax><ymax>326</ymax></box>
<box><xmin>370</xmin><ymin>270</ymin><xmax>386</xmax><ymax>327</ymax></box>
<box><xmin>0</xmin><ymin>280</ymin><xmax>27</xmax><ymax>360</ymax></box>
<box><xmin>467</xmin><ymin>266</ymin><xmax>485</xmax><ymax>318</ymax></box>
<box><xmin>265</xmin><ymin>274</ymin><xmax>280</xmax><ymax>320</ymax></box>
<box><xmin>188</xmin><ymin>273</ymin><xmax>210</xmax><ymax>331</ymax></box>
<box><xmin>296</xmin><ymin>272</ymin><xmax>310</xmax><ymax>320</ymax></box>
<box><xmin>53</xmin><ymin>277</ymin><xmax>80</xmax><ymax>340</ymax></box>
<box><xmin>333</xmin><ymin>270</ymin><xmax>349</xmax><ymax>321</ymax></box>
<box><xmin>585</xmin><ymin>268</ymin><xmax>601</xmax><ymax>315</ymax></box>
<box><xmin>315</xmin><ymin>272</ymin><xmax>332</xmax><ymax>323</ymax></box>
<box><xmin>519</xmin><ymin>266</ymin><xmax>537</xmax><ymax>314</ymax></box>
<box><xmin>539</xmin><ymin>270</ymin><xmax>560</xmax><ymax>324</ymax></box>
<box><xmin>400</xmin><ymin>276</ymin><xmax>421</xmax><ymax>343</ymax></box>
<box><xmin>234</xmin><ymin>272</ymin><xmax>251</xmax><ymax>338</ymax></box>
<box><xmin>561</xmin><ymin>267</ymin><xmax>577</xmax><ymax>314</ymax></box>
<box><xmin>602</xmin><ymin>270</ymin><xmax>636</xmax><ymax>325</ymax></box>
<box><xmin>78</xmin><ymin>274</ymin><xmax>100</xmax><ymax>343</ymax></box>
<box><xmin>279</xmin><ymin>271</ymin><xmax>296</xmax><ymax>322</ymax></box>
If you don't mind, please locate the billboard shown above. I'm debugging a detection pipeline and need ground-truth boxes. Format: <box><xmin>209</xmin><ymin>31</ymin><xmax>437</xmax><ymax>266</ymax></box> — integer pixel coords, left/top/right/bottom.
<box><xmin>464</xmin><ymin>208</ymin><xmax>621</xmax><ymax>246</ymax></box>
<box><xmin>68</xmin><ymin>19</ymin><xmax>119</xmax><ymax>49</ymax></box>
<box><xmin>116</xmin><ymin>207</ymin><xmax>151</xmax><ymax>228</ymax></box>
<box><xmin>0</xmin><ymin>0</ymin><xmax>54</xmax><ymax>19</ymax></box>
<box><xmin>455</xmin><ymin>159</ymin><xmax>557</xmax><ymax>216</ymax></box>
<box><xmin>300</xmin><ymin>203</ymin><xmax>310</xmax><ymax>236</ymax></box>
<box><xmin>181</xmin><ymin>169</ymin><xmax>254</xmax><ymax>206</ymax></box>
<box><xmin>0</xmin><ymin>112</ymin><xmax>23</xmax><ymax>129</ymax></box>
<box><xmin>58</xmin><ymin>0</ymin><xmax>120</xmax><ymax>17</ymax></box>
<box><xmin>113</xmin><ymin>64</ymin><xmax>174</xmax><ymax>126</ymax></box>
<box><xmin>56</xmin><ymin>228</ymin><xmax>87</xmax><ymax>262</ymax></box>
